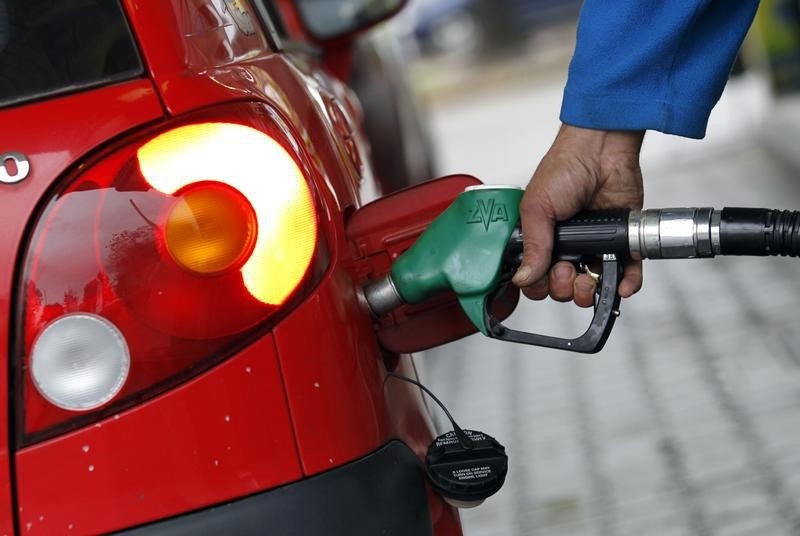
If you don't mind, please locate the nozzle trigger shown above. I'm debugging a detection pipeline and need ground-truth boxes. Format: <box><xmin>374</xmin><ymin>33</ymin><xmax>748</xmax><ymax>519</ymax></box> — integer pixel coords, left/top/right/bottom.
<box><xmin>484</xmin><ymin>255</ymin><xmax>623</xmax><ymax>354</ymax></box>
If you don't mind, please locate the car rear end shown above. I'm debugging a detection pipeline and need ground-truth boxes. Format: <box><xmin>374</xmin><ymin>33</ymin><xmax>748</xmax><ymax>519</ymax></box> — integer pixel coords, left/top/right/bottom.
<box><xmin>0</xmin><ymin>1</ymin><xmax>165</xmax><ymax>532</ymax></box>
<box><xmin>0</xmin><ymin>0</ymin><xmax>460</xmax><ymax>534</ymax></box>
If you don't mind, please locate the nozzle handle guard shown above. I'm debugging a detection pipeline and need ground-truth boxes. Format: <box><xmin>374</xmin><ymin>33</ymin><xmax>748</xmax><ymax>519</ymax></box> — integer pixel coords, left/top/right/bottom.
<box><xmin>485</xmin><ymin>255</ymin><xmax>622</xmax><ymax>353</ymax></box>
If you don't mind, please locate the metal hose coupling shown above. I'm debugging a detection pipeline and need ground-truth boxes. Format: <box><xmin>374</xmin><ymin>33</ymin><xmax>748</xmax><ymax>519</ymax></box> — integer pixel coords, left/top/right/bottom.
<box><xmin>628</xmin><ymin>208</ymin><xmax>721</xmax><ymax>260</ymax></box>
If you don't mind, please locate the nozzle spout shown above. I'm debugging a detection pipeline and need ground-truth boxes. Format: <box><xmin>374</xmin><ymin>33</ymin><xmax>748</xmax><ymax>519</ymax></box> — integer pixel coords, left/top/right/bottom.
<box><xmin>363</xmin><ymin>275</ymin><xmax>405</xmax><ymax>317</ymax></box>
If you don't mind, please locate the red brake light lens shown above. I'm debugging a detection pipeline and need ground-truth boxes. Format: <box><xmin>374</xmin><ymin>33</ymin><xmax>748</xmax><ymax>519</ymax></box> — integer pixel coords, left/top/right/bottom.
<box><xmin>17</xmin><ymin>103</ymin><xmax>326</xmax><ymax>443</ymax></box>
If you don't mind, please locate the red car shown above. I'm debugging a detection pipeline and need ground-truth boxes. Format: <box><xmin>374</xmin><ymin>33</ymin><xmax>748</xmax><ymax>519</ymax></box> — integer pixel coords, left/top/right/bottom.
<box><xmin>0</xmin><ymin>0</ymin><xmax>478</xmax><ymax>533</ymax></box>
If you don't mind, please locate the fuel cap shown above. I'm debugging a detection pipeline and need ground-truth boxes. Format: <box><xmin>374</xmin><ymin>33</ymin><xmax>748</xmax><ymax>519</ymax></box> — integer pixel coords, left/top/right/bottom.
<box><xmin>425</xmin><ymin>429</ymin><xmax>508</xmax><ymax>508</ymax></box>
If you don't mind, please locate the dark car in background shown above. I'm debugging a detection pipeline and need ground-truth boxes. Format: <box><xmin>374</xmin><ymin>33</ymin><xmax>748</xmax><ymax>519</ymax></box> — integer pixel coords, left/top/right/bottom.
<box><xmin>350</xmin><ymin>27</ymin><xmax>438</xmax><ymax>192</ymax></box>
<box><xmin>411</xmin><ymin>0</ymin><xmax>583</xmax><ymax>56</ymax></box>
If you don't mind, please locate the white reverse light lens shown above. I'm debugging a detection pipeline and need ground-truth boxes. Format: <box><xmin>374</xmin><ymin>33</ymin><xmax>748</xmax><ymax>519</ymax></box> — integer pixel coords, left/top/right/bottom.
<box><xmin>31</xmin><ymin>314</ymin><xmax>130</xmax><ymax>411</ymax></box>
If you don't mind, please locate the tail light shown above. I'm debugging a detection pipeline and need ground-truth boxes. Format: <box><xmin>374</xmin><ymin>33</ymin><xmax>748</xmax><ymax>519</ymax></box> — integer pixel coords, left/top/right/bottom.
<box><xmin>16</xmin><ymin>103</ymin><xmax>328</xmax><ymax>444</ymax></box>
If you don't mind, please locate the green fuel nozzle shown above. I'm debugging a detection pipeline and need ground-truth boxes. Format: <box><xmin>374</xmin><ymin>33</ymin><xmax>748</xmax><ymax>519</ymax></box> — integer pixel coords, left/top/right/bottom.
<box><xmin>363</xmin><ymin>185</ymin><xmax>800</xmax><ymax>354</ymax></box>
<box><xmin>363</xmin><ymin>185</ymin><xmax>626</xmax><ymax>353</ymax></box>
<box><xmin>365</xmin><ymin>185</ymin><xmax>524</xmax><ymax>335</ymax></box>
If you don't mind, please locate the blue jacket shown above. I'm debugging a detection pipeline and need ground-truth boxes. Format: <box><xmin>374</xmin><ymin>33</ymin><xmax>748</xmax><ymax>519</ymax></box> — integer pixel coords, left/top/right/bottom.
<box><xmin>561</xmin><ymin>1</ymin><xmax>760</xmax><ymax>138</ymax></box>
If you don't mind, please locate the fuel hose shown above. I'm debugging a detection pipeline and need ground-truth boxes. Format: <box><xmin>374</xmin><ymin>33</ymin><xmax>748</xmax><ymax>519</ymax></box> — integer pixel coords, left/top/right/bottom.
<box><xmin>544</xmin><ymin>207</ymin><xmax>800</xmax><ymax>261</ymax></box>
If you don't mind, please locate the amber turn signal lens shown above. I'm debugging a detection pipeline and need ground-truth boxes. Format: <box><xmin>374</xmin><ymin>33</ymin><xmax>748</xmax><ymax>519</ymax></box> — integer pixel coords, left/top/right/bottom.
<box><xmin>165</xmin><ymin>182</ymin><xmax>257</xmax><ymax>276</ymax></box>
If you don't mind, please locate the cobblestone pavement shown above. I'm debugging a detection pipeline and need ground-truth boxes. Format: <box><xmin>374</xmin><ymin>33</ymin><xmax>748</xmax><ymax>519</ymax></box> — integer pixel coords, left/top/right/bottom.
<box><xmin>420</xmin><ymin>72</ymin><xmax>800</xmax><ymax>535</ymax></box>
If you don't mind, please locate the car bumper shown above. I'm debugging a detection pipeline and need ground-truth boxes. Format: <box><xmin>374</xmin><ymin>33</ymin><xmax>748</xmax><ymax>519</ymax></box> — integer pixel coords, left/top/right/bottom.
<box><xmin>117</xmin><ymin>440</ymin><xmax>433</xmax><ymax>535</ymax></box>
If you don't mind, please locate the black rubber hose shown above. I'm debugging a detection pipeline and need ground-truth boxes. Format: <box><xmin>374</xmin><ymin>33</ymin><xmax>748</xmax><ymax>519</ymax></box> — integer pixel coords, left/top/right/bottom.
<box><xmin>720</xmin><ymin>208</ymin><xmax>800</xmax><ymax>257</ymax></box>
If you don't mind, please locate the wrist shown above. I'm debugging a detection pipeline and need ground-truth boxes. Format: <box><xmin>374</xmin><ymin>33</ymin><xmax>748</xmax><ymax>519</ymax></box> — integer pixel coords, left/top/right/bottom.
<box><xmin>554</xmin><ymin>124</ymin><xmax>644</xmax><ymax>157</ymax></box>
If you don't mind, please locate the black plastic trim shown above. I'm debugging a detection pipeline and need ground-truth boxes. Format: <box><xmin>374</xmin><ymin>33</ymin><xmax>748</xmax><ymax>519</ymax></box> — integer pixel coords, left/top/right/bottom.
<box><xmin>116</xmin><ymin>441</ymin><xmax>433</xmax><ymax>536</ymax></box>
<box><xmin>249</xmin><ymin>0</ymin><xmax>285</xmax><ymax>51</ymax></box>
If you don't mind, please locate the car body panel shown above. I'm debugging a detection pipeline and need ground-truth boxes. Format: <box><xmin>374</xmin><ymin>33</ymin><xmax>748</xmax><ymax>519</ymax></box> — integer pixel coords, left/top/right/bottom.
<box><xmin>124</xmin><ymin>0</ymin><xmax>277</xmax><ymax>115</ymax></box>
<box><xmin>15</xmin><ymin>334</ymin><xmax>301</xmax><ymax>535</ymax></box>
<box><xmin>272</xmin><ymin>266</ymin><xmax>452</xmax><ymax>478</ymax></box>
<box><xmin>118</xmin><ymin>441</ymin><xmax>435</xmax><ymax>536</ymax></box>
<box><xmin>273</xmin><ymin>268</ymin><xmax>390</xmax><ymax>475</ymax></box>
<box><xmin>2</xmin><ymin>0</ymin><xmax>462</xmax><ymax>533</ymax></box>
<box><xmin>0</xmin><ymin>79</ymin><xmax>164</xmax><ymax>536</ymax></box>
<box><xmin>124</xmin><ymin>0</ymin><xmax>376</xmax><ymax>210</ymax></box>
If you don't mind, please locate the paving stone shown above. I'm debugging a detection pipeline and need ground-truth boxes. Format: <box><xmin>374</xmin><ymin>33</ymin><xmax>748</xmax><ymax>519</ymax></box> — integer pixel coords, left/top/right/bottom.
<box><xmin>423</xmin><ymin>71</ymin><xmax>800</xmax><ymax>535</ymax></box>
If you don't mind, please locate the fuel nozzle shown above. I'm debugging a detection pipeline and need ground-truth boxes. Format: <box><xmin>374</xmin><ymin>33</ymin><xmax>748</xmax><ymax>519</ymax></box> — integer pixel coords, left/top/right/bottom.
<box><xmin>362</xmin><ymin>181</ymin><xmax>800</xmax><ymax>353</ymax></box>
<box><xmin>364</xmin><ymin>185</ymin><xmax>525</xmax><ymax>332</ymax></box>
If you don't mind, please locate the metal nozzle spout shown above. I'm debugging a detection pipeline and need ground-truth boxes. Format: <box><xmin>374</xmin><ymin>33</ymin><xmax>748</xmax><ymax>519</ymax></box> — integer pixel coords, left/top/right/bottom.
<box><xmin>363</xmin><ymin>274</ymin><xmax>405</xmax><ymax>317</ymax></box>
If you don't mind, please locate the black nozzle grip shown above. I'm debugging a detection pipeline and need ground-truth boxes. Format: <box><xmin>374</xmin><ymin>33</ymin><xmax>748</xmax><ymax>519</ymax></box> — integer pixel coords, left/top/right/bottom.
<box><xmin>553</xmin><ymin>209</ymin><xmax>631</xmax><ymax>259</ymax></box>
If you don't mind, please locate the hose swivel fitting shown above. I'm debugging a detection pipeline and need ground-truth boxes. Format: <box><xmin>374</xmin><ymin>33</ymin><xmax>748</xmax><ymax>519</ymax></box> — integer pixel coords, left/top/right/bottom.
<box><xmin>628</xmin><ymin>208</ymin><xmax>721</xmax><ymax>260</ymax></box>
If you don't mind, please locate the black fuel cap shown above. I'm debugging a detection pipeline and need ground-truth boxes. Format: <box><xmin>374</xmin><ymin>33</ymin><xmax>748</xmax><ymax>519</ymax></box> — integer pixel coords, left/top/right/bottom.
<box><xmin>425</xmin><ymin>429</ymin><xmax>508</xmax><ymax>507</ymax></box>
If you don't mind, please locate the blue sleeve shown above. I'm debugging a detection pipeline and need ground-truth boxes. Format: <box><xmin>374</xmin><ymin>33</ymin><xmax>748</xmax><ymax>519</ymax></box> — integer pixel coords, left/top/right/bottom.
<box><xmin>560</xmin><ymin>0</ymin><xmax>760</xmax><ymax>139</ymax></box>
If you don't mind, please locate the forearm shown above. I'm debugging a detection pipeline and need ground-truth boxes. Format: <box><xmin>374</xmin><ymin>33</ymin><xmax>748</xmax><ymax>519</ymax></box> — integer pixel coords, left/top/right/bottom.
<box><xmin>562</xmin><ymin>0</ymin><xmax>759</xmax><ymax>138</ymax></box>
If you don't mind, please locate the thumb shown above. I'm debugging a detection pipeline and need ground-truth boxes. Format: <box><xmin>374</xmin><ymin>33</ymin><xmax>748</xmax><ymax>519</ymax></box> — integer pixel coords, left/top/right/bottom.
<box><xmin>512</xmin><ymin>198</ymin><xmax>554</xmax><ymax>287</ymax></box>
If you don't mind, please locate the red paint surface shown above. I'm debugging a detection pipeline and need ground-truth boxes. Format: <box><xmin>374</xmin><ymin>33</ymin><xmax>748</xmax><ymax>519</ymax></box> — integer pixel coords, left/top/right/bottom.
<box><xmin>16</xmin><ymin>335</ymin><xmax>301</xmax><ymax>534</ymax></box>
<box><xmin>1</xmin><ymin>0</ymin><xmax>464</xmax><ymax>533</ymax></box>
<box><xmin>0</xmin><ymin>80</ymin><xmax>164</xmax><ymax>536</ymax></box>
<box><xmin>274</xmin><ymin>269</ymin><xmax>390</xmax><ymax>475</ymax></box>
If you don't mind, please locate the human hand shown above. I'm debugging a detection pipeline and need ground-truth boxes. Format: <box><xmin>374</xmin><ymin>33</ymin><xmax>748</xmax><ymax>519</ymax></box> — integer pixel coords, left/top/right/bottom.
<box><xmin>511</xmin><ymin>124</ymin><xmax>645</xmax><ymax>307</ymax></box>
